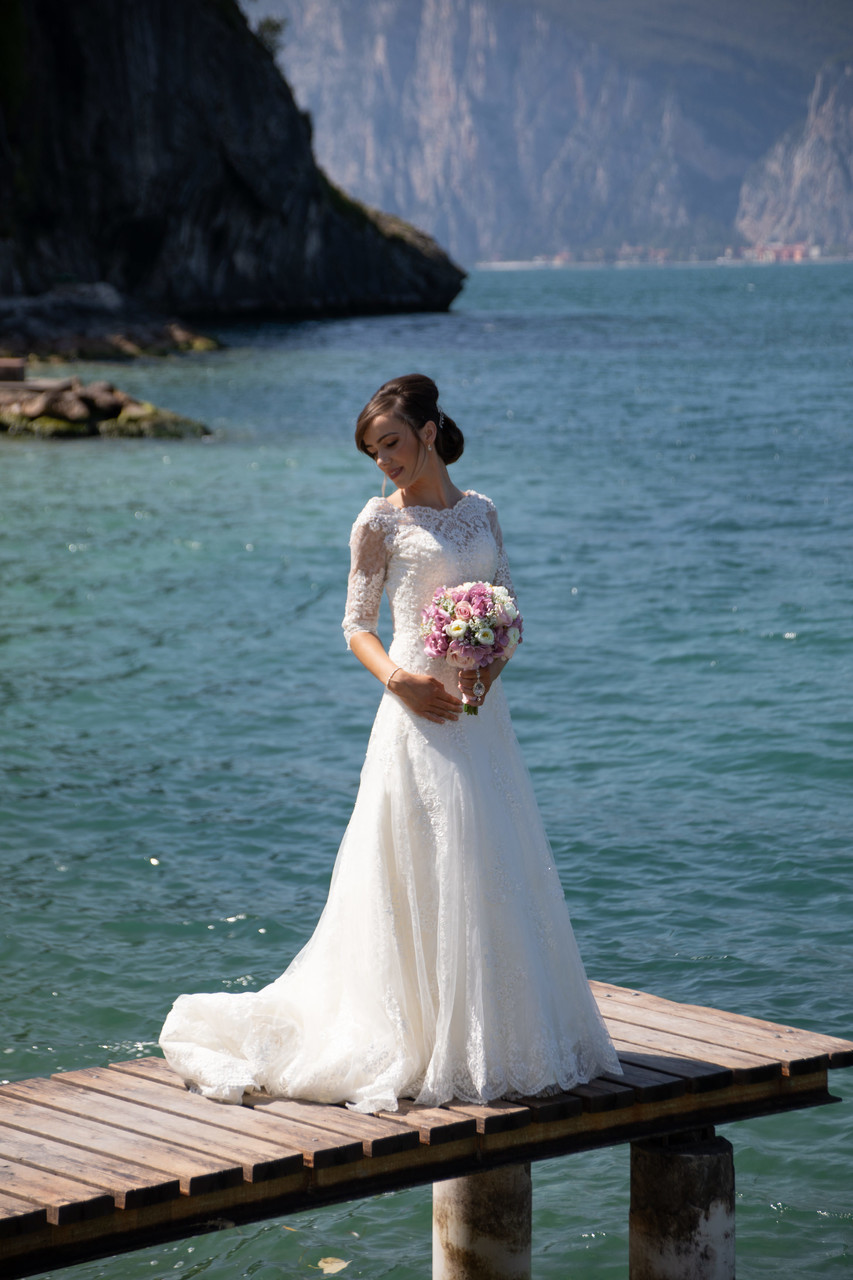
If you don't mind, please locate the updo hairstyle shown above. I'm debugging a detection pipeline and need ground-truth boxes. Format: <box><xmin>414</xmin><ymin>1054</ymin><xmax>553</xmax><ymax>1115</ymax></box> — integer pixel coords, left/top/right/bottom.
<box><xmin>355</xmin><ymin>373</ymin><xmax>464</xmax><ymax>466</ymax></box>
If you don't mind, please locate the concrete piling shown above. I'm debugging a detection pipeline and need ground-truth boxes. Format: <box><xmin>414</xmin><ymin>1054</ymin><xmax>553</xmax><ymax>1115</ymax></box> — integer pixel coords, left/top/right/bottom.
<box><xmin>629</xmin><ymin>1129</ymin><xmax>735</xmax><ymax>1280</ymax></box>
<box><xmin>433</xmin><ymin>1162</ymin><xmax>532</xmax><ymax>1280</ymax></box>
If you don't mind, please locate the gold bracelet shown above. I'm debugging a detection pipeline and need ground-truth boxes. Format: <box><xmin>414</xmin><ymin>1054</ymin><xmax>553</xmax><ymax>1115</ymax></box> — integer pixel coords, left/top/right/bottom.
<box><xmin>386</xmin><ymin>666</ymin><xmax>402</xmax><ymax>690</ymax></box>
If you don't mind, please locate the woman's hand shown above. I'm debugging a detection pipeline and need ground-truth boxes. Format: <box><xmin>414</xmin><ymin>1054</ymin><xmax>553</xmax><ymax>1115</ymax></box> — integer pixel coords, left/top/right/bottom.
<box><xmin>348</xmin><ymin>632</ymin><xmax>464</xmax><ymax>723</ymax></box>
<box><xmin>389</xmin><ymin>670</ymin><xmax>463</xmax><ymax>723</ymax></box>
<box><xmin>457</xmin><ymin>664</ymin><xmax>497</xmax><ymax>709</ymax></box>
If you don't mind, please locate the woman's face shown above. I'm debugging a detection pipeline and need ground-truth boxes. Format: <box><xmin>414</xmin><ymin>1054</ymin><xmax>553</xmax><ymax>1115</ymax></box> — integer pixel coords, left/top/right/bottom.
<box><xmin>361</xmin><ymin>413</ymin><xmax>425</xmax><ymax>490</ymax></box>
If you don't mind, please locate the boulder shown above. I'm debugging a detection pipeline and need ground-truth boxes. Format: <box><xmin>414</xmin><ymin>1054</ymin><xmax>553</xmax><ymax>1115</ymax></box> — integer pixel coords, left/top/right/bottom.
<box><xmin>0</xmin><ymin>377</ymin><xmax>209</xmax><ymax>439</ymax></box>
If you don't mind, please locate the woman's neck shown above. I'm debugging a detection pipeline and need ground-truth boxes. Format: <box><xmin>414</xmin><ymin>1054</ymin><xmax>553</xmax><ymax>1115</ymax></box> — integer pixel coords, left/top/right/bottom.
<box><xmin>388</xmin><ymin>467</ymin><xmax>464</xmax><ymax>511</ymax></box>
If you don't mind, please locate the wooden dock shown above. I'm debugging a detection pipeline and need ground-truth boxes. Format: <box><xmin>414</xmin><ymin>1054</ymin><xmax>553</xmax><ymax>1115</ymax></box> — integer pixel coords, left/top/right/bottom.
<box><xmin>1</xmin><ymin>981</ymin><xmax>851</xmax><ymax>1279</ymax></box>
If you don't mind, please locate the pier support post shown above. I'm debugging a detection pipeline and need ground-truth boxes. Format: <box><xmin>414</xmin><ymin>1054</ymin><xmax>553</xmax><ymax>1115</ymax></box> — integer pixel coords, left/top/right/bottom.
<box><xmin>433</xmin><ymin>1162</ymin><xmax>532</xmax><ymax>1280</ymax></box>
<box><xmin>629</xmin><ymin>1129</ymin><xmax>735</xmax><ymax>1280</ymax></box>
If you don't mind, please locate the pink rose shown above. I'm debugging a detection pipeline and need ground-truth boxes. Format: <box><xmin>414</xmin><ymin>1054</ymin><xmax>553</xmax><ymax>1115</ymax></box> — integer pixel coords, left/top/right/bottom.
<box><xmin>424</xmin><ymin>601</ymin><xmax>452</xmax><ymax>626</ymax></box>
<box><xmin>446</xmin><ymin>640</ymin><xmax>479</xmax><ymax>669</ymax></box>
<box><xmin>425</xmin><ymin>631</ymin><xmax>449</xmax><ymax>657</ymax></box>
<box><xmin>454</xmin><ymin>600</ymin><xmax>473</xmax><ymax>621</ymax></box>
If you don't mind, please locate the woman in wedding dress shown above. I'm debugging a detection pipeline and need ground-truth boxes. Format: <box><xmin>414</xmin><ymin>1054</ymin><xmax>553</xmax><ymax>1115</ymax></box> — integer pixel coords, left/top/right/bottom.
<box><xmin>160</xmin><ymin>374</ymin><xmax>620</xmax><ymax>1111</ymax></box>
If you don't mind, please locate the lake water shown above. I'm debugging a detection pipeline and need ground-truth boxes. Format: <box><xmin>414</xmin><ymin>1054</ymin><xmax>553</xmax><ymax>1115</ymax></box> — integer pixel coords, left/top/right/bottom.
<box><xmin>1</xmin><ymin>263</ymin><xmax>851</xmax><ymax>1277</ymax></box>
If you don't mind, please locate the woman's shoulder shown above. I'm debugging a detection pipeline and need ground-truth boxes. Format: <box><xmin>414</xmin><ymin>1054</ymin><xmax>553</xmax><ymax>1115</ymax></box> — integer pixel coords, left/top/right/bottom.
<box><xmin>463</xmin><ymin>489</ymin><xmax>498</xmax><ymax>515</ymax></box>
<box><xmin>349</xmin><ymin>496</ymin><xmax>397</xmax><ymax>538</ymax></box>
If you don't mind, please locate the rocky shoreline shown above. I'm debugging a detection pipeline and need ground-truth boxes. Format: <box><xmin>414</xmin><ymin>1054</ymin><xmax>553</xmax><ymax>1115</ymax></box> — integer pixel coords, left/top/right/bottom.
<box><xmin>0</xmin><ymin>363</ymin><xmax>208</xmax><ymax>440</ymax></box>
<box><xmin>0</xmin><ymin>284</ymin><xmax>219</xmax><ymax>362</ymax></box>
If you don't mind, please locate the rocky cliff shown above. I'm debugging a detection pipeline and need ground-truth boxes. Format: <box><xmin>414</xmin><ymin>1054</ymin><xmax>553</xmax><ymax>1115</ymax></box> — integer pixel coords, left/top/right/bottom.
<box><xmin>0</xmin><ymin>0</ymin><xmax>463</xmax><ymax>316</ymax></box>
<box><xmin>269</xmin><ymin>0</ymin><xmax>830</xmax><ymax>263</ymax></box>
<box><xmin>736</xmin><ymin>60</ymin><xmax>853</xmax><ymax>251</ymax></box>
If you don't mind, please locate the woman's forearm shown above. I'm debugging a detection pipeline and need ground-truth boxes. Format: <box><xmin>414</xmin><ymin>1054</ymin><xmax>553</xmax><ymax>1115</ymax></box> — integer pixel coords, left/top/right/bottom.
<box><xmin>349</xmin><ymin>630</ymin><xmax>463</xmax><ymax>722</ymax></box>
<box><xmin>349</xmin><ymin>631</ymin><xmax>400</xmax><ymax>688</ymax></box>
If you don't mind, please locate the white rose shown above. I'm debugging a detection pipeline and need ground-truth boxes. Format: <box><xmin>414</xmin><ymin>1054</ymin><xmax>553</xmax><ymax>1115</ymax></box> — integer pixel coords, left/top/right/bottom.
<box><xmin>476</xmin><ymin>626</ymin><xmax>495</xmax><ymax>645</ymax></box>
<box><xmin>492</xmin><ymin>587</ymin><xmax>518</xmax><ymax>621</ymax></box>
<box><xmin>506</xmin><ymin>626</ymin><xmax>520</xmax><ymax>646</ymax></box>
<box><xmin>446</xmin><ymin>619</ymin><xmax>468</xmax><ymax>639</ymax></box>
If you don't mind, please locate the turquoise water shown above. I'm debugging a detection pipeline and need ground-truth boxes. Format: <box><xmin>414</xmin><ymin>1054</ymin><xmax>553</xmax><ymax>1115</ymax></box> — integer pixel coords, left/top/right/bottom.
<box><xmin>1</xmin><ymin>263</ymin><xmax>851</xmax><ymax>1277</ymax></box>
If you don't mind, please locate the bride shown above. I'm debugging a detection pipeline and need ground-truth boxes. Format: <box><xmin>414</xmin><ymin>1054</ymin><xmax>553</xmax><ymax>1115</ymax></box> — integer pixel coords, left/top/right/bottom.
<box><xmin>160</xmin><ymin>373</ymin><xmax>620</xmax><ymax>1111</ymax></box>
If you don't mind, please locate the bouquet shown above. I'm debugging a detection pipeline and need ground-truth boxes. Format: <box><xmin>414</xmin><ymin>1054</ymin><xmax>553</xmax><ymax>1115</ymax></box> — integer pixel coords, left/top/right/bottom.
<box><xmin>421</xmin><ymin>581</ymin><xmax>523</xmax><ymax>714</ymax></box>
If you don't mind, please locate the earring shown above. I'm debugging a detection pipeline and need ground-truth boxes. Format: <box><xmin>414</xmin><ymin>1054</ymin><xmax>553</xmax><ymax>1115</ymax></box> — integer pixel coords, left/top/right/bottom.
<box><xmin>428</xmin><ymin>443</ymin><xmax>433</xmax><ymax>452</ymax></box>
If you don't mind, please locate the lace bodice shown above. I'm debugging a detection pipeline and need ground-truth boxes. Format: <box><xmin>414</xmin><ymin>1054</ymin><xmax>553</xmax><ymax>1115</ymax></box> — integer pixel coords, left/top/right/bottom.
<box><xmin>342</xmin><ymin>490</ymin><xmax>515</xmax><ymax>673</ymax></box>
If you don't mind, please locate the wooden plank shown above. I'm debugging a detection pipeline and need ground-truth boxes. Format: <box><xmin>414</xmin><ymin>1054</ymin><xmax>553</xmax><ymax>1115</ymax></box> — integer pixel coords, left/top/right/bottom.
<box><xmin>109</xmin><ymin>1057</ymin><xmax>186</xmax><ymax>1089</ymax></box>
<box><xmin>606</xmin><ymin>1005</ymin><xmax>828</xmax><ymax>1073</ymax></box>
<box><xmin>598</xmin><ymin>1061</ymin><xmax>687</xmax><ymax>1102</ymax></box>
<box><xmin>596</xmin><ymin>990</ymin><xmax>830</xmax><ymax>1074</ymax></box>
<box><xmin>245</xmin><ymin>1096</ymin><xmax>421</xmax><ymax>1158</ymax></box>
<box><xmin>2</xmin><ymin>1078</ymin><xmax>295</xmax><ymax>1185</ymax></box>
<box><xmin>0</xmin><ymin>1123</ymin><xmax>180</xmax><ymax>1210</ymax></box>
<box><xmin>566</xmin><ymin>1078</ymin><xmax>637</xmax><ymax>1112</ymax></box>
<box><xmin>593</xmin><ymin>982</ymin><xmax>853</xmax><ymax>1067</ymax></box>
<box><xmin>0</xmin><ymin>1157</ymin><xmax>113</xmax><ymax>1226</ymax></box>
<box><xmin>117</xmin><ymin>1058</ymin><xmax>520</xmax><ymax>1143</ymax></box>
<box><xmin>143</xmin><ymin>1060</ymin><xmax>473</xmax><ymax>1150</ymax></box>
<box><xmin>53</xmin><ymin>1068</ymin><xmax>305</xmax><ymax>1172</ymax></box>
<box><xmin>513</xmin><ymin>1091</ymin><xmax>584</xmax><ymax>1123</ymax></box>
<box><xmin>375</xmin><ymin>1100</ymin><xmax>479</xmax><ymax>1146</ymax></box>
<box><xmin>111</xmin><ymin>1058</ymin><xmax>406</xmax><ymax>1162</ymax></box>
<box><xmin>603</xmin><ymin>1017</ymin><xmax>782</xmax><ymax>1080</ymax></box>
<box><xmin>442</xmin><ymin>1099</ymin><xmax>533</xmax><ymax>1134</ymax></box>
<box><xmin>0</xmin><ymin>1191</ymin><xmax>47</xmax><ymax>1240</ymax></box>
<box><xmin>120</xmin><ymin>1056</ymin><xmax>556</xmax><ymax>1132</ymax></box>
<box><xmin>110</xmin><ymin>1040</ymin><xmax>732</xmax><ymax>1097</ymax></box>
<box><xmin>57</xmin><ymin>1073</ymin><xmax>362</xmax><ymax>1173</ymax></box>
<box><xmin>616</xmin><ymin>1051</ymin><xmax>732</xmax><ymax>1092</ymax></box>
<box><xmin>0</xmin><ymin>1092</ymin><xmax>241</xmax><ymax>1195</ymax></box>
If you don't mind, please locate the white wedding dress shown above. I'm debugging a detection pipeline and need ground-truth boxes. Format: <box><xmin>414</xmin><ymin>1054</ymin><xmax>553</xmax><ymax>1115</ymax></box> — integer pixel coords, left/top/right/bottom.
<box><xmin>160</xmin><ymin>490</ymin><xmax>620</xmax><ymax>1111</ymax></box>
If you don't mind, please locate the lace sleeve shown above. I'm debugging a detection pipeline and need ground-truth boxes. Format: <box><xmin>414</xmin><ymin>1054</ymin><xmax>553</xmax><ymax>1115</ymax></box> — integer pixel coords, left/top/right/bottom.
<box><xmin>486</xmin><ymin>502</ymin><xmax>517</xmax><ymax>603</ymax></box>
<box><xmin>341</xmin><ymin>509</ymin><xmax>391</xmax><ymax>648</ymax></box>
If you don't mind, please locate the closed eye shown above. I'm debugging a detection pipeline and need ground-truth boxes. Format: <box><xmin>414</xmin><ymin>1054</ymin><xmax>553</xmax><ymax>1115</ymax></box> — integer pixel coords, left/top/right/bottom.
<box><xmin>366</xmin><ymin>433</ymin><xmax>399</xmax><ymax>459</ymax></box>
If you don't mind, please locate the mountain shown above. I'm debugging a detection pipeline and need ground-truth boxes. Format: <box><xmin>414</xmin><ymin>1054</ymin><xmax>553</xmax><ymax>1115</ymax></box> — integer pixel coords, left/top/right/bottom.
<box><xmin>256</xmin><ymin>0</ymin><xmax>853</xmax><ymax>263</ymax></box>
<box><xmin>0</xmin><ymin>0</ymin><xmax>463</xmax><ymax>317</ymax></box>
<box><xmin>736</xmin><ymin>58</ymin><xmax>853</xmax><ymax>252</ymax></box>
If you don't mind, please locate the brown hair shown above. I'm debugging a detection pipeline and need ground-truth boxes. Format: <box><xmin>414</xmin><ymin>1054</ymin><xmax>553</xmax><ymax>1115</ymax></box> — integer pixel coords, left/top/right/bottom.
<box><xmin>355</xmin><ymin>373</ymin><xmax>464</xmax><ymax>465</ymax></box>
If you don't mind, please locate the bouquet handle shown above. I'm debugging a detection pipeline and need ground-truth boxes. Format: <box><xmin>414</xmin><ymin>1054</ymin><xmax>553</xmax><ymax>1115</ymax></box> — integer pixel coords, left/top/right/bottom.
<box><xmin>464</xmin><ymin>672</ymin><xmax>487</xmax><ymax>716</ymax></box>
